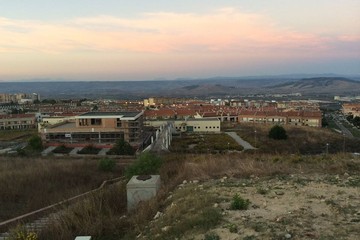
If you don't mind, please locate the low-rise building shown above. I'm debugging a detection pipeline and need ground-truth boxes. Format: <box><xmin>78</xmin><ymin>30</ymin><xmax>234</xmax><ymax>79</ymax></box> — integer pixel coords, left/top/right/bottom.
<box><xmin>238</xmin><ymin>110</ymin><xmax>321</xmax><ymax>127</ymax></box>
<box><xmin>343</xmin><ymin>103</ymin><xmax>360</xmax><ymax>117</ymax></box>
<box><xmin>0</xmin><ymin>114</ymin><xmax>36</xmax><ymax>130</ymax></box>
<box><xmin>146</xmin><ymin>118</ymin><xmax>221</xmax><ymax>133</ymax></box>
<box><xmin>40</xmin><ymin>111</ymin><xmax>144</xmax><ymax>147</ymax></box>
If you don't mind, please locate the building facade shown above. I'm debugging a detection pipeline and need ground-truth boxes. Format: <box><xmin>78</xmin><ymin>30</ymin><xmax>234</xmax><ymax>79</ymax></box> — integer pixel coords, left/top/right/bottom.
<box><xmin>0</xmin><ymin>114</ymin><xmax>36</xmax><ymax>130</ymax></box>
<box><xmin>40</xmin><ymin>111</ymin><xmax>144</xmax><ymax>146</ymax></box>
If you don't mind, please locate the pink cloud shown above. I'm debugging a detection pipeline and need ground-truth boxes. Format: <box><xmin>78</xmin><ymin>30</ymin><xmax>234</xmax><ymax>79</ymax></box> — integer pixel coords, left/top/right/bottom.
<box><xmin>0</xmin><ymin>8</ymin><xmax>359</xmax><ymax>79</ymax></box>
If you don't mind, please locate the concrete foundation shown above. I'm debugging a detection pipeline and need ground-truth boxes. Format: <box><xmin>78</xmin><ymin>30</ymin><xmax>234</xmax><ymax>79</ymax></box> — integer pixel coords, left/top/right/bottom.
<box><xmin>127</xmin><ymin>175</ymin><xmax>161</xmax><ymax>211</ymax></box>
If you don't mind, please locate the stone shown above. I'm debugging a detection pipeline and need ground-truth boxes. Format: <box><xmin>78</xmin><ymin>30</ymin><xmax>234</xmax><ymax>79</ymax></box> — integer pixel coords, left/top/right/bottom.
<box><xmin>183</xmin><ymin>180</ymin><xmax>188</xmax><ymax>184</ymax></box>
<box><xmin>161</xmin><ymin>226</ymin><xmax>170</xmax><ymax>232</ymax></box>
<box><xmin>154</xmin><ymin>211</ymin><xmax>163</xmax><ymax>220</ymax></box>
<box><xmin>193</xmin><ymin>180</ymin><xmax>199</xmax><ymax>184</ymax></box>
<box><xmin>285</xmin><ymin>233</ymin><xmax>292</xmax><ymax>239</ymax></box>
<box><xmin>214</xmin><ymin>203</ymin><xmax>219</xmax><ymax>208</ymax></box>
<box><xmin>275</xmin><ymin>191</ymin><xmax>285</xmax><ymax>195</ymax></box>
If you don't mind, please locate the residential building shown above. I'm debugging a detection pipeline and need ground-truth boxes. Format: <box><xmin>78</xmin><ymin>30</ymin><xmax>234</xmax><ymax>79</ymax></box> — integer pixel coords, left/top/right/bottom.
<box><xmin>238</xmin><ymin>110</ymin><xmax>321</xmax><ymax>127</ymax></box>
<box><xmin>343</xmin><ymin>103</ymin><xmax>360</xmax><ymax>117</ymax></box>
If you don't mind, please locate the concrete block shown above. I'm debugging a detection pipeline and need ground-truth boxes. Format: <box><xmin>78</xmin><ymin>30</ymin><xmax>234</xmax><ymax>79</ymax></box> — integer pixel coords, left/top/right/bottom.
<box><xmin>127</xmin><ymin>175</ymin><xmax>161</xmax><ymax>211</ymax></box>
<box><xmin>74</xmin><ymin>237</ymin><xmax>91</xmax><ymax>240</ymax></box>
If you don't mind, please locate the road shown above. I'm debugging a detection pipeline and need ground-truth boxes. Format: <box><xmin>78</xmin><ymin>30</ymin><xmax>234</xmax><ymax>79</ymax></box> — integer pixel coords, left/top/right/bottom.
<box><xmin>331</xmin><ymin>114</ymin><xmax>354</xmax><ymax>139</ymax></box>
<box><xmin>225</xmin><ymin>132</ymin><xmax>256</xmax><ymax>150</ymax></box>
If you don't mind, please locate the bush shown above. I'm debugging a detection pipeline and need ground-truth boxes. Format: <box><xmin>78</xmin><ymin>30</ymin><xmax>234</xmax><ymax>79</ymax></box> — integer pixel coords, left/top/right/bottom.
<box><xmin>125</xmin><ymin>152</ymin><xmax>163</xmax><ymax>179</ymax></box>
<box><xmin>28</xmin><ymin>135</ymin><xmax>43</xmax><ymax>151</ymax></box>
<box><xmin>230</xmin><ymin>194</ymin><xmax>250</xmax><ymax>210</ymax></box>
<box><xmin>107</xmin><ymin>139</ymin><xmax>135</xmax><ymax>155</ymax></box>
<box><xmin>98</xmin><ymin>158</ymin><xmax>116</xmax><ymax>172</ymax></box>
<box><xmin>268</xmin><ymin>125</ymin><xmax>288</xmax><ymax>140</ymax></box>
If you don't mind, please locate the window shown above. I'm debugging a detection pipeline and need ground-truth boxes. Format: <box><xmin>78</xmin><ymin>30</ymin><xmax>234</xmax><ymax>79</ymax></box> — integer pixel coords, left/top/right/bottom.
<box><xmin>91</xmin><ymin>118</ymin><xmax>102</xmax><ymax>125</ymax></box>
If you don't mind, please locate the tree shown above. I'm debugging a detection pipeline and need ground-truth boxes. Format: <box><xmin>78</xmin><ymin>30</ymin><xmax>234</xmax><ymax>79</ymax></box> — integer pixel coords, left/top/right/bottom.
<box><xmin>28</xmin><ymin>135</ymin><xmax>43</xmax><ymax>151</ymax></box>
<box><xmin>268</xmin><ymin>125</ymin><xmax>288</xmax><ymax>140</ymax></box>
<box><xmin>107</xmin><ymin>139</ymin><xmax>135</xmax><ymax>155</ymax></box>
<box><xmin>353</xmin><ymin>116</ymin><xmax>360</xmax><ymax>127</ymax></box>
<box><xmin>125</xmin><ymin>152</ymin><xmax>163</xmax><ymax>179</ymax></box>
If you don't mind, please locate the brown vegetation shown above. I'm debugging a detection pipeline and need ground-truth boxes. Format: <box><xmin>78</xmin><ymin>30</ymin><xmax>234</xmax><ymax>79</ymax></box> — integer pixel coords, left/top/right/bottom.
<box><xmin>236</xmin><ymin>123</ymin><xmax>360</xmax><ymax>154</ymax></box>
<box><xmin>34</xmin><ymin>152</ymin><xmax>360</xmax><ymax>239</ymax></box>
<box><xmin>0</xmin><ymin>157</ymin><xmax>124</xmax><ymax>222</ymax></box>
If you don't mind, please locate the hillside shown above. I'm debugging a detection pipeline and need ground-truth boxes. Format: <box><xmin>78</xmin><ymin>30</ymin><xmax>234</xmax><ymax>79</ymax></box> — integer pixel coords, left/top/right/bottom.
<box><xmin>267</xmin><ymin>77</ymin><xmax>360</xmax><ymax>94</ymax></box>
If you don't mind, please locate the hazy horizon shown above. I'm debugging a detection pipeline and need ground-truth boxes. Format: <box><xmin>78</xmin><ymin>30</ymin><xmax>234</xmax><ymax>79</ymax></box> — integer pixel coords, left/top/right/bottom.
<box><xmin>1</xmin><ymin>0</ymin><xmax>359</xmax><ymax>81</ymax></box>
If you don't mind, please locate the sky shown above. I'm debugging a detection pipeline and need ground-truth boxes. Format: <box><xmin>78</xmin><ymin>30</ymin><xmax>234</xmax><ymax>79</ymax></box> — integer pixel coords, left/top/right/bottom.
<box><xmin>0</xmin><ymin>0</ymin><xmax>359</xmax><ymax>81</ymax></box>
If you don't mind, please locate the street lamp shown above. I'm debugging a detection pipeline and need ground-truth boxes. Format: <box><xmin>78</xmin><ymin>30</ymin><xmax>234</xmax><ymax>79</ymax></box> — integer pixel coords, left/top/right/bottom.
<box><xmin>254</xmin><ymin>130</ymin><xmax>257</xmax><ymax>148</ymax></box>
<box><xmin>326</xmin><ymin>143</ymin><xmax>329</xmax><ymax>155</ymax></box>
<box><xmin>227</xmin><ymin>142</ymin><xmax>230</xmax><ymax>161</ymax></box>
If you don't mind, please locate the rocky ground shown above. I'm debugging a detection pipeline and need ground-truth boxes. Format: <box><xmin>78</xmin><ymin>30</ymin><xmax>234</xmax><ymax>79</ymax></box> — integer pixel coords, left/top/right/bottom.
<box><xmin>146</xmin><ymin>173</ymin><xmax>360</xmax><ymax>240</ymax></box>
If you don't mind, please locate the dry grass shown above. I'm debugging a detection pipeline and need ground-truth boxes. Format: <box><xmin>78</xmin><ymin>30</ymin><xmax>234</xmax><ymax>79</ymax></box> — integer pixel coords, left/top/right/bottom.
<box><xmin>236</xmin><ymin>123</ymin><xmax>360</xmax><ymax>154</ymax></box>
<box><xmin>170</xmin><ymin>133</ymin><xmax>243</xmax><ymax>153</ymax></box>
<box><xmin>14</xmin><ymin>152</ymin><xmax>360</xmax><ymax>239</ymax></box>
<box><xmin>0</xmin><ymin>129</ymin><xmax>36</xmax><ymax>141</ymax></box>
<box><xmin>0</xmin><ymin>157</ymin><xmax>124</xmax><ymax>222</ymax></box>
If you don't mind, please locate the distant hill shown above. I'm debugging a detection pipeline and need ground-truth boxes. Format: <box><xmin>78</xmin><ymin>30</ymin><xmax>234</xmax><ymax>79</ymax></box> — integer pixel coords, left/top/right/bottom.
<box><xmin>0</xmin><ymin>75</ymin><xmax>359</xmax><ymax>99</ymax></box>
<box><xmin>267</xmin><ymin>77</ymin><xmax>360</xmax><ymax>94</ymax></box>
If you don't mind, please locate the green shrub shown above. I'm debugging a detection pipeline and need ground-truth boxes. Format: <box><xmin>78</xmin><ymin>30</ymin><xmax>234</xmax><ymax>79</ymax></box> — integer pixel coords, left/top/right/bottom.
<box><xmin>98</xmin><ymin>158</ymin><xmax>116</xmax><ymax>172</ymax></box>
<box><xmin>227</xmin><ymin>223</ymin><xmax>238</xmax><ymax>233</ymax></box>
<box><xmin>125</xmin><ymin>152</ymin><xmax>162</xmax><ymax>179</ymax></box>
<box><xmin>268</xmin><ymin>125</ymin><xmax>287</xmax><ymax>140</ymax></box>
<box><xmin>28</xmin><ymin>135</ymin><xmax>43</xmax><ymax>151</ymax></box>
<box><xmin>204</xmin><ymin>232</ymin><xmax>220</xmax><ymax>240</ymax></box>
<box><xmin>230</xmin><ymin>194</ymin><xmax>250</xmax><ymax>210</ymax></box>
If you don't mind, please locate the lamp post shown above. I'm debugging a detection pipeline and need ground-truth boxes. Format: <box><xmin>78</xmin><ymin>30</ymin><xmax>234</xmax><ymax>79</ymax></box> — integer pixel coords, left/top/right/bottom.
<box><xmin>326</xmin><ymin>143</ymin><xmax>329</xmax><ymax>155</ymax></box>
<box><xmin>227</xmin><ymin>142</ymin><xmax>230</xmax><ymax>161</ymax></box>
<box><xmin>254</xmin><ymin>130</ymin><xmax>257</xmax><ymax>148</ymax></box>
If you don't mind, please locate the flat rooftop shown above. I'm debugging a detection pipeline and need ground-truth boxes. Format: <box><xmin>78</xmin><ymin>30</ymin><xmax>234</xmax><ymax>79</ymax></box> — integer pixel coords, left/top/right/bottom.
<box><xmin>76</xmin><ymin>111</ymin><xmax>143</xmax><ymax>120</ymax></box>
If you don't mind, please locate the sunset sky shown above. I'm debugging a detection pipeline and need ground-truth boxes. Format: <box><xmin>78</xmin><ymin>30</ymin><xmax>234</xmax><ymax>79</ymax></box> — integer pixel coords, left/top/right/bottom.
<box><xmin>0</xmin><ymin>0</ymin><xmax>359</xmax><ymax>81</ymax></box>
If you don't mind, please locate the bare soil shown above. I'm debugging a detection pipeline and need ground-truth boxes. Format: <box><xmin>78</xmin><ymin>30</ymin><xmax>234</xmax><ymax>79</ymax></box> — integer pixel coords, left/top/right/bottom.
<box><xmin>164</xmin><ymin>173</ymin><xmax>360</xmax><ymax>240</ymax></box>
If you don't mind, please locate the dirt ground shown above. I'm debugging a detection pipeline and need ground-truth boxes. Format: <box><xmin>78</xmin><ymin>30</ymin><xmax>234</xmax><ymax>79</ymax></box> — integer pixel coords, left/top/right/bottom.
<box><xmin>184</xmin><ymin>173</ymin><xmax>360</xmax><ymax>240</ymax></box>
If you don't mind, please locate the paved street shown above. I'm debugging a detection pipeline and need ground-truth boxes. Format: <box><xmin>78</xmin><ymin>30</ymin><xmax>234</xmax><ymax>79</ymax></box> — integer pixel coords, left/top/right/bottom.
<box><xmin>225</xmin><ymin>132</ymin><xmax>256</xmax><ymax>150</ymax></box>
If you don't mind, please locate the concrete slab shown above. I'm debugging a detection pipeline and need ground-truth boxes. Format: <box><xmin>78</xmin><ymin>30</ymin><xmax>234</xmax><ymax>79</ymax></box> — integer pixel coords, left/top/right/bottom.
<box><xmin>225</xmin><ymin>132</ymin><xmax>256</xmax><ymax>150</ymax></box>
<box><xmin>41</xmin><ymin>146</ymin><xmax>57</xmax><ymax>156</ymax></box>
<box><xmin>98</xmin><ymin>148</ymin><xmax>110</xmax><ymax>156</ymax></box>
<box><xmin>69</xmin><ymin>147</ymin><xmax>82</xmax><ymax>156</ymax></box>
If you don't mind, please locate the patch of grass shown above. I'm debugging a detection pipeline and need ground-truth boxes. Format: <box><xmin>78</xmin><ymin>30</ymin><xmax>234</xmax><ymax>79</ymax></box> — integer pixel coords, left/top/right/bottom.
<box><xmin>170</xmin><ymin>133</ymin><xmax>243</xmax><ymax>153</ymax></box>
<box><xmin>226</xmin><ymin>223</ymin><xmax>238</xmax><ymax>233</ymax></box>
<box><xmin>0</xmin><ymin>129</ymin><xmax>36</xmax><ymax>141</ymax></box>
<box><xmin>0</xmin><ymin>157</ymin><xmax>123</xmax><ymax>222</ymax></box>
<box><xmin>256</xmin><ymin>187</ymin><xmax>269</xmax><ymax>195</ymax></box>
<box><xmin>204</xmin><ymin>232</ymin><xmax>221</xmax><ymax>240</ymax></box>
<box><xmin>146</xmin><ymin>184</ymin><xmax>222</xmax><ymax>239</ymax></box>
<box><xmin>78</xmin><ymin>145</ymin><xmax>101</xmax><ymax>155</ymax></box>
<box><xmin>230</xmin><ymin>194</ymin><xmax>250</xmax><ymax>210</ymax></box>
<box><xmin>236</xmin><ymin>123</ymin><xmax>360</xmax><ymax>154</ymax></box>
<box><xmin>52</xmin><ymin>145</ymin><xmax>73</xmax><ymax>154</ymax></box>
<box><xmin>98</xmin><ymin>158</ymin><xmax>116</xmax><ymax>172</ymax></box>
